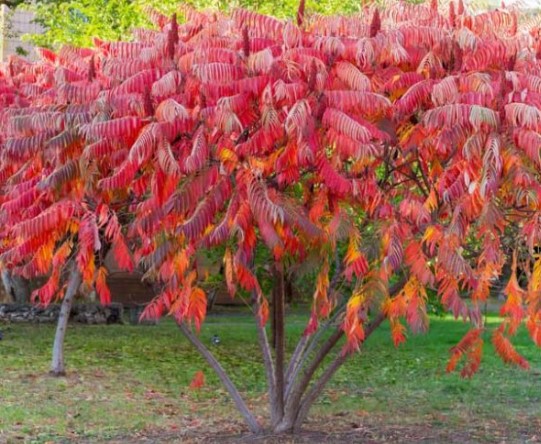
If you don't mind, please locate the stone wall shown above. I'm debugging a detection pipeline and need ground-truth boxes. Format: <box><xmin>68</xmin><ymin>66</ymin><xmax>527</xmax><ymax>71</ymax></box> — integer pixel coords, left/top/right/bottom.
<box><xmin>0</xmin><ymin>303</ymin><xmax>123</xmax><ymax>324</ymax></box>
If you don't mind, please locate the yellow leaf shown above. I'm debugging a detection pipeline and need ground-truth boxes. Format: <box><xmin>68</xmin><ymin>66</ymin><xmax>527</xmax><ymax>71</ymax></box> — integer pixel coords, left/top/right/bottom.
<box><xmin>530</xmin><ymin>258</ymin><xmax>541</xmax><ymax>293</ymax></box>
<box><xmin>219</xmin><ymin>147</ymin><xmax>238</xmax><ymax>163</ymax></box>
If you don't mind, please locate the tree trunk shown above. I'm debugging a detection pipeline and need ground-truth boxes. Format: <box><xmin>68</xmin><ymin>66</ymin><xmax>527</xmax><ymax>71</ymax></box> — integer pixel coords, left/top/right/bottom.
<box><xmin>50</xmin><ymin>268</ymin><xmax>81</xmax><ymax>376</ymax></box>
<box><xmin>1</xmin><ymin>270</ymin><xmax>31</xmax><ymax>303</ymax></box>
<box><xmin>253</xmin><ymin>292</ymin><xmax>279</xmax><ymax>430</ymax></box>
<box><xmin>284</xmin><ymin>274</ymin><xmax>294</xmax><ymax>304</ymax></box>
<box><xmin>271</xmin><ymin>283</ymin><xmax>277</xmax><ymax>349</ymax></box>
<box><xmin>178</xmin><ymin>323</ymin><xmax>262</xmax><ymax>433</ymax></box>
<box><xmin>272</xmin><ymin>263</ymin><xmax>286</xmax><ymax>427</ymax></box>
<box><xmin>292</xmin><ymin>313</ymin><xmax>386</xmax><ymax>431</ymax></box>
<box><xmin>293</xmin><ymin>352</ymin><xmax>348</xmax><ymax>431</ymax></box>
<box><xmin>271</xmin><ymin>272</ymin><xmax>292</xmax><ymax>347</ymax></box>
<box><xmin>276</xmin><ymin>279</ymin><xmax>407</xmax><ymax>433</ymax></box>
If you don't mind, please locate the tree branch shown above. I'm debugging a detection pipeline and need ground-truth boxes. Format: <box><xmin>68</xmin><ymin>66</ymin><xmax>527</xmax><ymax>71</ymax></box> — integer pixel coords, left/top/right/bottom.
<box><xmin>285</xmin><ymin>302</ymin><xmax>346</xmax><ymax>398</ymax></box>
<box><xmin>285</xmin><ymin>253</ymin><xmax>344</xmax><ymax>398</ymax></box>
<box><xmin>416</xmin><ymin>155</ymin><xmax>431</xmax><ymax>195</ymax></box>
<box><xmin>50</xmin><ymin>265</ymin><xmax>82</xmax><ymax>376</ymax></box>
<box><xmin>178</xmin><ymin>323</ymin><xmax>261</xmax><ymax>433</ymax></box>
<box><xmin>292</xmin><ymin>312</ymin><xmax>387</xmax><ymax>431</ymax></box>
<box><xmin>252</xmin><ymin>292</ymin><xmax>277</xmax><ymax>424</ymax></box>
<box><xmin>272</xmin><ymin>263</ymin><xmax>286</xmax><ymax>425</ymax></box>
<box><xmin>282</xmin><ymin>276</ymin><xmax>407</xmax><ymax>430</ymax></box>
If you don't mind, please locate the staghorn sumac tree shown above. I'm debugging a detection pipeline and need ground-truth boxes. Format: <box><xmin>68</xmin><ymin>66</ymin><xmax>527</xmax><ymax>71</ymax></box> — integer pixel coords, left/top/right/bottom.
<box><xmin>2</xmin><ymin>0</ymin><xmax>541</xmax><ymax>434</ymax></box>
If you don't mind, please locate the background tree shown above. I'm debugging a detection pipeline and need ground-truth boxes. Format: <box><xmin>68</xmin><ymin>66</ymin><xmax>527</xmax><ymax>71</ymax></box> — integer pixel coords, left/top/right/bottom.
<box><xmin>0</xmin><ymin>51</ymin><xmax>135</xmax><ymax>375</ymax></box>
<box><xmin>1</xmin><ymin>0</ymin><xmax>541</xmax><ymax>434</ymax></box>
<box><xmin>22</xmin><ymin>0</ymin><xmax>409</xmax><ymax>49</ymax></box>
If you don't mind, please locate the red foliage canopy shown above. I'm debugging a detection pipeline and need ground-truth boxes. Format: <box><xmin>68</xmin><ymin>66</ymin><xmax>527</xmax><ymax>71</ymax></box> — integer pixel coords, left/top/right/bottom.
<box><xmin>1</xmin><ymin>1</ymin><xmax>541</xmax><ymax>375</ymax></box>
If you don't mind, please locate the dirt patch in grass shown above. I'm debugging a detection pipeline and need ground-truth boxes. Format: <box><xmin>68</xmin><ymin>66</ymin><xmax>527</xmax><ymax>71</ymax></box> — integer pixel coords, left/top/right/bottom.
<box><xmin>90</xmin><ymin>415</ymin><xmax>541</xmax><ymax>443</ymax></box>
<box><xmin>96</xmin><ymin>422</ymin><xmax>541</xmax><ymax>444</ymax></box>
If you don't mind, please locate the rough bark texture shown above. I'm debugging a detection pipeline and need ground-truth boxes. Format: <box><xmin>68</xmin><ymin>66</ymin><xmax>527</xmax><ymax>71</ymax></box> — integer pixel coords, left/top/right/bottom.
<box><xmin>178</xmin><ymin>322</ymin><xmax>262</xmax><ymax>433</ymax></box>
<box><xmin>50</xmin><ymin>268</ymin><xmax>82</xmax><ymax>376</ymax></box>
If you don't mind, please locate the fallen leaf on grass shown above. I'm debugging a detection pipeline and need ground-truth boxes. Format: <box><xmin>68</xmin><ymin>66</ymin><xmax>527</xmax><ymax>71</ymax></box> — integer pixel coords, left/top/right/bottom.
<box><xmin>144</xmin><ymin>389</ymin><xmax>165</xmax><ymax>400</ymax></box>
<box><xmin>189</xmin><ymin>371</ymin><xmax>205</xmax><ymax>389</ymax></box>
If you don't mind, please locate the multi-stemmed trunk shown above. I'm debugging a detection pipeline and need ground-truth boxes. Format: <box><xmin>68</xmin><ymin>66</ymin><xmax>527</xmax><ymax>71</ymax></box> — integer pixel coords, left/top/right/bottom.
<box><xmin>50</xmin><ymin>267</ymin><xmax>82</xmax><ymax>376</ymax></box>
<box><xmin>178</xmin><ymin>263</ymin><xmax>406</xmax><ymax>434</ymax></box>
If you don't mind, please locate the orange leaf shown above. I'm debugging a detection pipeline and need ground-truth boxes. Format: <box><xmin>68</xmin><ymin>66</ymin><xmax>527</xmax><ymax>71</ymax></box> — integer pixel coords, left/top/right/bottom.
<box><xmin>96</xmin><ymin>266</ymin><xmax>111</xmax><ymax>305</ymax></box>
<box><xmin>526</xmin><ymin>312</ymin><xmax>541</xmax><ymax>347</ymax></box>
<box><xmin>390</xmin><ymin>319</ymin><xmax>406</xmax><ymax>347</ymax></box>
<box><xmin>446</xmin><ymin>328</ymin><xmax>483</xmax><ymax>377</ymax></box>
<box><xmin>224</xmin><ymin>248</ymin><xmax>236</xmax><ymax>297</ymax></box>
<box><xmin>342</xmin><ymin>292</ymin><xmax>365</xmax><ymax>353</ymax></box>
<box><xmin>188</xmin><ymin>287</ymin><xmax>207</xmax><ymax>331</ymax></box>
<box><xmin>31</xmin><ymin>268</ymin><xmax>61</xmax><ymax>305</ymax></box>
<box><xmin>493</xmin><ymin>328</ymin><xmax>530</xmax><ymax>370</ymax></box>
<box><xmin>313</xmin><ymin>259</ymin><xmax>330</xmax><ymax>317</ymax></box>
<box><xmin>189</xmin><ymin>370</ymin><xmax>205</xmax><ymax>389</ymax></box>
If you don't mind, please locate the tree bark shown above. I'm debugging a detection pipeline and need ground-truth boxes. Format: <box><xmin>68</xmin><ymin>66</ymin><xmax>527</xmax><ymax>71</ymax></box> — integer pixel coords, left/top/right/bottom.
<box><xmin>292</xmin><ymin>313</ymin><xmax>386</xmax><ymax>431</ymax></box>
<box><xmin>285</xmin><ymin>273</ymin><xmax>294</xmax><ymax>304</ymax></box>
<box><xmin>293</xmin><ymin>351</ymin><xmax>348</xmax><ymax>431</ymax></box>
<box><xmin>277</xmin><ymin>277</ymin><xmax>407</xmax><ymax>433</ymax></box>
<box><xmin>284</xmin><ymin>335</ymin><xmax>309</xmax><ymax>398</ymax></box>
<box><xmin>1</xmin><ymin>270</ymin><xmax>31</xmax><ymax>303</ymax></box>
<box><xmin>272</xmin><ymin>263</ymin><xmax>286</xmax><ymax>427</ymax></box>
<box><xmin>178</xmin><ymin>323</ymin><xmax>261</xmax><ymax>434</ymax></box>
<box><xmin>253</xmin><ymin>292</ymin><xmax>279</xmax><ymax>428</ymax></box>
<box><xmin>50</xmin><ymin>268</ymin><xmax>82</xmax><ymax>376</ymax></box>
<box><xmin>286</xmin><ymin>303</ymin><xmax>347</xmax><ymax>398</ymax></box>
<box><xmin>277</xmin><ymin>327</ymin><xmax>344</xmax><ymax>432</ymax></box>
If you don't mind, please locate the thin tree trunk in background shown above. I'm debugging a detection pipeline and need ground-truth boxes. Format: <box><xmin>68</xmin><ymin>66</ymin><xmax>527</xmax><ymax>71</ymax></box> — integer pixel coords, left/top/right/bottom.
<box><xmin>285</xmin><ymin>274</ymin><xmax>293</xmax><ymax>304</ymax></box>
<box><xmin>272</xmin><ymin>273</ymin><xmax>292</xmax><ymax>347</ymax></box>
<box><xmin>1</xmin><ymin>270</ymin><xmax>31</xmax><ymax>303</ymax></box>
<box><xmin>178</xmin><ymin>323</ymin><xmax>262</xmax><ymax>434</ymax></box>
<box><xmin>1</xmin><ymin>270</ymin><xmax>14</xmax><ymax>302</ymax></box>
<box><xmin>12</xmin><ymin>274</ymin><xmax>31</xmax><ymax>303</ymax></box>
<box><xmin>50</xmin><ymin>268</ymin><xmax>81</xmax><ymax>376</ymax></box>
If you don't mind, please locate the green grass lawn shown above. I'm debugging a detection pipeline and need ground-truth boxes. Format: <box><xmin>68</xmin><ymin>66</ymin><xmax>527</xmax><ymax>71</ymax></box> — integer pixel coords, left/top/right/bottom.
<box><xmin>0</xmin><ymin>311</ymin><xmax>540</xmax><ymax>443</ymax></box>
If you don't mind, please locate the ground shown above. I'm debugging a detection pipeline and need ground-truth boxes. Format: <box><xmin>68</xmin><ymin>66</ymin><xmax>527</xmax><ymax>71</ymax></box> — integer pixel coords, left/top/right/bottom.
<box><xmin>0</xmin><ymin>308</ymin><xmax>540</xmax><ymax>443</ymax></box>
